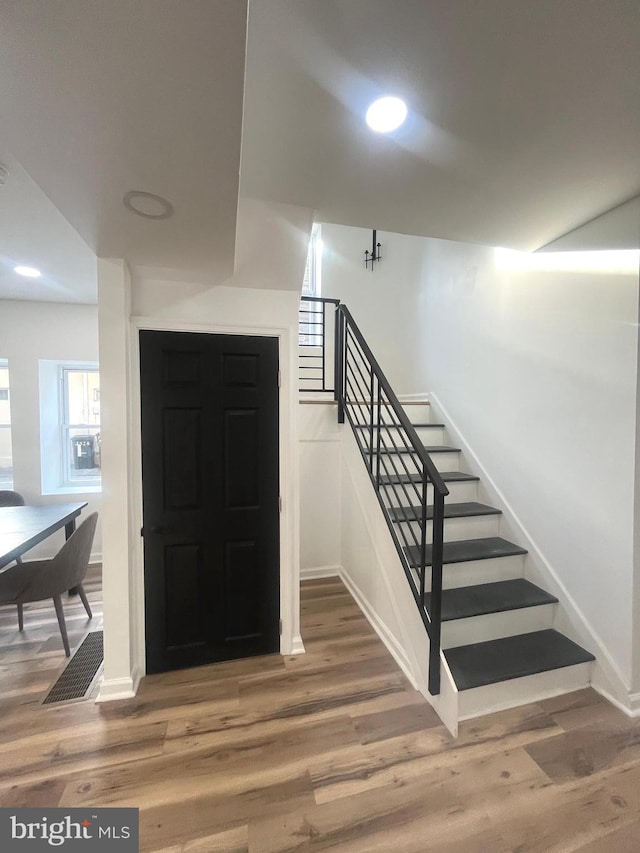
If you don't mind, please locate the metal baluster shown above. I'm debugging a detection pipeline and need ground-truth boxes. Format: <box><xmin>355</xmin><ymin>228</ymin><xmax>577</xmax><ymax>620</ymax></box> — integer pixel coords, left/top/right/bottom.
<box><xmin>337</xmin><ymin>312</ymin><xmax>345</xmax><ymax>423</ymax></box>
<box><xmin>369</xmin><ymin>366</ymin><xmax>375</xmax><ymax>474</ymax></box>
<box><xmin>429</xmin><ymin>489</ymin><xmax>444</xmax><ymax>696</ymax></box>
<box><xmin>375</xmin><ymin>382</ymin><xmax>382</xmax><ymax>490</ymax></box>
<box><xmin>321</xmin><ymin>301</ymin><xmax>326</xmax><ymax>391</ymax></box>
<box><xmin>420</xmin><ymin>469</ymin><xmax>428</xmax><ymax>605</ymax></box>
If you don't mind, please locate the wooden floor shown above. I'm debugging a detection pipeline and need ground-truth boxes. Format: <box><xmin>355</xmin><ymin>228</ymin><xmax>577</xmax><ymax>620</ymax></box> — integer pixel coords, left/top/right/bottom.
<box><xmin>0</xmin><ymin>574</ymin><xmax>639</xmax><ymax>851</ymax></box>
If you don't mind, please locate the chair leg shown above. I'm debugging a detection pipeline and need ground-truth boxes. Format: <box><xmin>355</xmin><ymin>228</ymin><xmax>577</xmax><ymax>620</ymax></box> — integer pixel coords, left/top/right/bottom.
<box><xmin>77</xmin><ymin>584</ymin><xmax>92</xmax><ymax>619</ymax></box>
<box><xmin>17</xmin><ymin>603</ymin><xmax>23</xmax><ymax>631</ymax></box>
<box><xmin>53</xmin><ymin>595</ymin><xmax>70</xmax><ymax>657</ymax></box>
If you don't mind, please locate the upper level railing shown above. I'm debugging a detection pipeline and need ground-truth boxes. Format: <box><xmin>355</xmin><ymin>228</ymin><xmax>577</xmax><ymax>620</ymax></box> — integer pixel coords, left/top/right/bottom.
<box><xmin>298</xmin><ymin>296</ymin><xmax>340</xmax><ymax>394</ymax></box>
<box><xmin>299</xmin><ymin>296</ymin><xmax>447</xmax><ymax>695</ymax></box>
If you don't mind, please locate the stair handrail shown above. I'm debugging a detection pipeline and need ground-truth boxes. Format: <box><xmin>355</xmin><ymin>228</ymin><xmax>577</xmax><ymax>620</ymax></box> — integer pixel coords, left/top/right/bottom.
<box><xmin>335</xmin><ymin>303</ymin><xmax>449</xmax><ymax>695</ymax></box>
<box><xmin>337</xmin><ymin>305</ymin><xmax>448</xmax><ymax>495</ymax></box>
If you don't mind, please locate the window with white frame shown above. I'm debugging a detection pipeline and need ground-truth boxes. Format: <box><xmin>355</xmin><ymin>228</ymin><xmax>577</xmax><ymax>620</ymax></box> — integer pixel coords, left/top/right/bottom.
<box><xmin>300</xmin><ymin>224</ymin><xmax>323</xmax><ymax>345</ymax></box>
<box><xmin>302</xmin><ymin>223</ymin><xmax>322</xmax><ymax>297</ymax></box>
<box><xmin>0</xmin><ymin>359</ymin><xmax>13</xmax><ymax>488</ymax></box>
<box><xmin>61</xmin><ymin>367</ymin><xmax>101</xmax><ymax>485</ymax></box>
<box><xmin>39</xmin><ymin>360</ymin><xmax>101</xmax><ymax>493</ymax></box>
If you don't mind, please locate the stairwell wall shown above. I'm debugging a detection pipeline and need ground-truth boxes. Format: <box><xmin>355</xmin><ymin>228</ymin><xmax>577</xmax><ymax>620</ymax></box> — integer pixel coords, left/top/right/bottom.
<box><xmin>419</xmin><ymin>240</ymin><xmax>638</xmax><ymax>694</ymax></box>
<box><xmin>320</xmin><ymin>221</ymin><xmax>640</xmax><ymax>703</ymax></box>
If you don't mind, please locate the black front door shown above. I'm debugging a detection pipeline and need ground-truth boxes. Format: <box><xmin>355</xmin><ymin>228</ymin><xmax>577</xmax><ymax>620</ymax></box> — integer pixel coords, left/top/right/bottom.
<box><xmin>139</xmin><ymin>330</ymin><xmax>280</xmax><ymax>674</ymax></box>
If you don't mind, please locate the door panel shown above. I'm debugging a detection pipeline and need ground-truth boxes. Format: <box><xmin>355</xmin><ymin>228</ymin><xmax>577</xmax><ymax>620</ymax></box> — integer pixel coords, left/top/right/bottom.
<box><xmin>140</xmin><ymin>330</ymin><xmax>280</xmax><ymax>674</ymax></box>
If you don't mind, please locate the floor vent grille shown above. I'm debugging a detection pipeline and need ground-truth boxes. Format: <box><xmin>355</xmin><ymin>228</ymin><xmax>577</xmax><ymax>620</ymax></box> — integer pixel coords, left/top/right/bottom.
<box><xmin>43</xmin><ymin>630</ymin><xmax>103</xmax><ymax>704</ymax></box>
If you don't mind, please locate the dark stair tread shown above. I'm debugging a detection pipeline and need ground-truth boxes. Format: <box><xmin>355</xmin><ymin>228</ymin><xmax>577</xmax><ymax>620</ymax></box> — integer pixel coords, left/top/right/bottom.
<box><xmin>425</xmin><ymin>579</ymin><xmax>558</xmax><ymax>621</ymax></box>
<box><xmin>404</xmin><ymin>536</ymin><xmax>527</xmax><ymax>567</ymax></box>
<box><xmin>379</xmin><ymin>445</ymin><xmax>460</xmax><ymax>455</ymax></box>
<box><xmin>445</xmin><ymin>629</ymin><xmax>595</xmax><ymax>691</ymax></box>
<box><xmin>389</xmin><ymin>502</ymin><xmax>501</xmax><ymax>523</ymax></box>
<box><xmin>380</xmin><ymin>470</ymin><xmax>479</xmax><ymax>486</ymax></box>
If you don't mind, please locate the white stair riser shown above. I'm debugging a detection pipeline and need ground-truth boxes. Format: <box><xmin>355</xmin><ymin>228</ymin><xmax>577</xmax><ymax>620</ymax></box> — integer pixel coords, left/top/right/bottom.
<box><xmin>357</xmin><ymin>428</ymin><xmax>448</xmax><ymax>451</ymax></box>
<box><xmin>441</xmin><ymin>604</ymin><xmax>555</xmax><ymax>649</ymax></box>
<box><xmin>381</xmin><ymin>479</ymin><xmax>478</xmax><ymax>507</ymax></box>
<box><xmin>410</xmin><ymin>554</ymin><xmax>525</xmax><ymax>592</ymax></box>
<box><xmin>401</xmin><ymin>403</ymin><xmax>431</xmax><ymax>423</ymax></box>
<box><xmin>394</xmin><ymin>514</ymin><xmax>501</xmax><ymax>543</ymax></box>
<box><xmin>377</xmin><ymin>450</ymin><xmax>460</xmax><ymax>474</ymax></box>
<box><xmin>346</xmin><ymin>402</ymin><xmax>432</xmax><ymax>425</ymax></box>
<box><xmin>439</xmin><ymin>554</ymin><xmax>525</xmax><ymax>589</ymax></box>
<box><xmin>456</xmin><ymin>661</ymin><xmax>593</xmax><ymax>721</ymax></box>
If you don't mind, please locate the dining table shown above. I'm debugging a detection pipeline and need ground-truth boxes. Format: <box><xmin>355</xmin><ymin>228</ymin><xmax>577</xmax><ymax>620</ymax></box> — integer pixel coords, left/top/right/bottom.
<box><xmin>0</xmin><ymin>502</ymin><xmax>88</xmax><ymax>570</ymax></box>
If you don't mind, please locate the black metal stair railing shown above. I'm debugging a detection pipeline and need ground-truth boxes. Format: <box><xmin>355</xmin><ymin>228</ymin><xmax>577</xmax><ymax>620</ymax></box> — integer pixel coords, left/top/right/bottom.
<box><xmin>335</xmin><ymin>305</ymin><xmax>448</xmax><ymax>694</ymax></box>
<box><xmin>298</xmin><ymin>296</ymin><xmax>341</xmax><ymax>393</ymax></box>
<box><xmin>298</xmin><ymin>297</ymin><xmax>448</xmax><ymax>695</ymax></box>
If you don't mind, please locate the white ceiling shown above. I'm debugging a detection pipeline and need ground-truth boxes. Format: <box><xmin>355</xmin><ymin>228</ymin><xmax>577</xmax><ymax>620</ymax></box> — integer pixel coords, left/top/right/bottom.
<box><xmin>240</xmin><ymin>0</ymin><xmax>640</xmax><ymax>251</ymax></box>
<box><xmin>0</xmin><ymin>0</ymin><xmax>247</xmax><ymax>291</ymax></box>
<box><xmin>0</xmin><ymin>0</ymin><xmax>638</xmax><ymax>305</ymax></box>
<box><xmin>540</xmin><ymin>196</ymin><xmax>640</xmax><ymax>252</ymax></box>
<box><xmin>0</xmin><ymin>149</ymin><xmax>96</xmax><ymax>303</ymax></box>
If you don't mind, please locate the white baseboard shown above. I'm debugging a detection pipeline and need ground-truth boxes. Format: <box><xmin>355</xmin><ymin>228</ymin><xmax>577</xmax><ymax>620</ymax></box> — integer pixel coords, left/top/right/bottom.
<box><xmin>300</xmin><ymin>565</ymin><xmax>341</xmax><ymax>581</ymax></box>
<box><xmin>288</xmin><ymin>634</ymin><xmax>305</xmax><ymax>655</ymax></box>
<box><xmin>339</xmin><ymin>567</ymin><xmax>418</xmax><ymax>691</ymax></box>
<box><xmin>95</xmin><ymin>665</ymin><xmax>141</xmax><ymax>703</ymax></box>
<box><xmin>591</xmin><ymin>684</ymin><xmax>640</xmax><ymax>718</ymax></box>
<box><xmin>428</xmin><ymin>391</ymin><xmax>632</xmax><ymax>709</ymax></box>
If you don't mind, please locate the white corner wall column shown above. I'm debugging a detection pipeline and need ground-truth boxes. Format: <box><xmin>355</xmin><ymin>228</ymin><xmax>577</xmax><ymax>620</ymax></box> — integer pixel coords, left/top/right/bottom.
<box><xmin>96</xmin><ymin>258</ymin><xmax>139</xmax><ymax>701</ymax></box>
<box><xmin>632</xmin><ymin>269</ymin><xmax>640</xmax><ymax>706</ymax></box>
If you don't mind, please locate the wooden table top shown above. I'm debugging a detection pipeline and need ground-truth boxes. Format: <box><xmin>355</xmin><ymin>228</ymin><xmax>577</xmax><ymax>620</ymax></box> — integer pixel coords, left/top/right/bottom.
<box><xmin>0</xmin><ymin>502</ymin><xmax>88</xmax><ymax>566</ymax></box>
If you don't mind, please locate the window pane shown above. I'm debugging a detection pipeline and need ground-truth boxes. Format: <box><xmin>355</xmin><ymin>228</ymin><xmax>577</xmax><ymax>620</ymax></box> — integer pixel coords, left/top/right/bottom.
<box><xmin>66</xmin><ymin>370</ymin><xmax>100</xmax><ymax>426</ymax></box>
<box><xmin>0</xmin><ymin>359</ymin><xmax>13</xmax><ymax>488</ymax></box>
<box><xmin>62</xmin><ymin>368</ymin><xmax>101</xmax><ymax>486</ymax></box>
<box><xmin>67</xmin><ymin>427</ymin><xmax>101</xmax><ymax>481</ymax></box>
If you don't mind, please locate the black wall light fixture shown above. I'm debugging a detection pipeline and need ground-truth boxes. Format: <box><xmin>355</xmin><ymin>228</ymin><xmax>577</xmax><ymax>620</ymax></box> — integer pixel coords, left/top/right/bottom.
<box><xmin>364</xmin><ymin>229</ymin><xmax>382</xmax><ymax>269</ymax></box>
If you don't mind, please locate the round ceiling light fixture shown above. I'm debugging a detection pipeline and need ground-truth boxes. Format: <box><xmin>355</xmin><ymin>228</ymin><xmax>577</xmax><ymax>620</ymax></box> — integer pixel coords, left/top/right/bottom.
<box><xmin>123</xmin><ymin>190</ymin><xmax>174</xmax><ymax>220</ymax></box>
<box><xmin>14</xmin><ymin>265</ymin><xmax>41</xmax><ymax>278</ymax></box>
<box><xmin>365</xmin><ymin>96</ymin><xmax>408</xmax><ymax>133</ymax></box>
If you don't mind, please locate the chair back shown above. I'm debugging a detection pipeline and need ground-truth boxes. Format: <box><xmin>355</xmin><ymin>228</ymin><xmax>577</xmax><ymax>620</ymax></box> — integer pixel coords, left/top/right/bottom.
<box><xmin>0</xmin><ymin>490</ymin><xmax>25</xmax><ymax>507</ymax></box>
<box><xmin>48</xmin><ymin>513</ymin><xmax>99</xmax><ymax>591</ymax></box>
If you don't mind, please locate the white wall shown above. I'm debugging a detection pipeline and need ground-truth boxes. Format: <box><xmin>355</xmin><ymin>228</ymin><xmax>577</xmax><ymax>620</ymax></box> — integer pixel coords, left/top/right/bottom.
<box><xmin>298</xmin><ymin>403</ymin><xmax>458</xmax><ymax>734</ymax></box>
<box><xmin>0</xmin><ymin>300</ymin><xmax>101</xmax><ymax>559</ymax></box>
<box><xmin>299</xmin><ymin>402</ymin><xmax>341</xmax><ymax>575</ymax></box>
<box><xmin>321</xmin><ymin>224</ymin><xmax>425</xmax><ymax>395</ymax></box>
<box><xmin>421</xmin><ymin>240</ymin><xmax>638</xmax><ymax>690</ymax></box>
<box><xmin>320</xmin><ymin>221</ymin><xmax>640</xmax><ymax>701</ymax></box>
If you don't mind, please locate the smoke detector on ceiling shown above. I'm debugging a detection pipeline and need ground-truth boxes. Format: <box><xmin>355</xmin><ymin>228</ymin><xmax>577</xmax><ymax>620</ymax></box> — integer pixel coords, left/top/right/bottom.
<box><xmin>0</xmin><ymin>165</ymin><xmax>8</xmax><ymax>185</ymax></box>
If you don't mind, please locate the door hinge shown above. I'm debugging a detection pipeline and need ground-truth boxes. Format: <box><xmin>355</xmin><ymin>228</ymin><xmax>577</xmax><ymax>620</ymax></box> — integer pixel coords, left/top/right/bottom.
<box><xmin>279</xmin><ymin>619</ymin><xmax>283</xmax><ymax>635</ymax></box>
<box><xmin>278</xmin><ymin>495</ymin><xmax>282</xmax><ymax>512</ymax></box>
<box><xmin>277</xmin><ymin>370</ymin><xmax>281</xmax><ymax>388</ymax></box>
<box><xmin>140</xmin><ymin>527</ymin><xmax>144</xmax><ymax>537</ymax></box>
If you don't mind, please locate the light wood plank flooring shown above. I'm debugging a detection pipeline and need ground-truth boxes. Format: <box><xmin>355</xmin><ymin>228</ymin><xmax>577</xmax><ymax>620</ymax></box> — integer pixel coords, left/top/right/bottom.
<box><xmin>0</xmin><ymin>574</ymin><xmax>639</xmax><ymax>851</ymax></box>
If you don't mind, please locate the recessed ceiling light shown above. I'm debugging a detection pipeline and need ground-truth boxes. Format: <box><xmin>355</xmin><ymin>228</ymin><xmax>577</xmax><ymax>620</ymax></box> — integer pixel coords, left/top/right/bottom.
<box><xmin>366</xmin><ymin>96</ymin><xmax>408</xmax><ymax>133</ymax></box>
<box><xmin>123</xmin><ymin>190</ymin><xmax>174</xmax><ymax>219</ymax></box>
<box><xmin>14</xmin><ymin>265</ymin><xmax>41</xmax><ymax>278</ymax></box>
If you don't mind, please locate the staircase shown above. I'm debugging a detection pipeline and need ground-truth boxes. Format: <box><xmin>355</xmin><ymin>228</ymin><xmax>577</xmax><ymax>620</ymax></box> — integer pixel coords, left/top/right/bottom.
<box><xmin>369</xmin><ymin>400</ymin><xmax>595</xmax><ymax>718</ymax></box>
<box><xmin>300</xmin><ymin>297</ymin><xmax>595</xmax><ymax>724</ymax></box>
